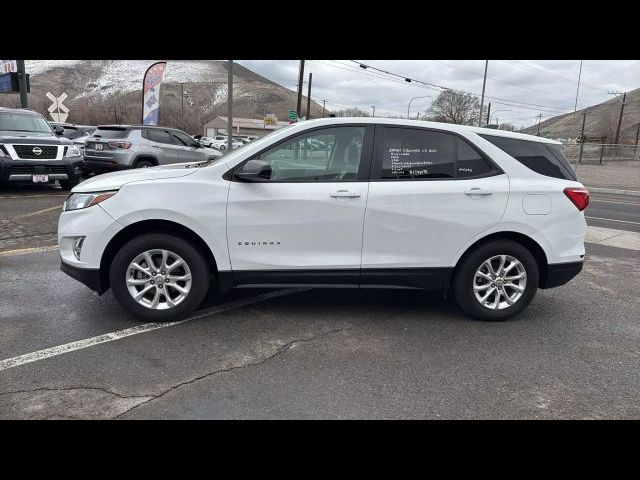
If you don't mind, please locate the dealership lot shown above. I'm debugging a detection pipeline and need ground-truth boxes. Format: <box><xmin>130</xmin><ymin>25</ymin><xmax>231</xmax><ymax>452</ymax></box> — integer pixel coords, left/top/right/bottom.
<box><xmin>1</xmin><ymin>186</ymin><xmax>639</xmax><ymax>419</ymax></box>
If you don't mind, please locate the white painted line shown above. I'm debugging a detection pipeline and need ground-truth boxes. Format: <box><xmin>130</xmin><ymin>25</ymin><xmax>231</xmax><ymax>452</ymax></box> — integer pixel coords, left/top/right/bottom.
<box><xmin>0</xmin><ymin>288</ymin><xmax>307</xmax><ymax>372</ymax></box>
<box><xmin>586</xmin><ymin>216</ymin><xmax>640</xmax><ymax>226</ymax></box>
<box><xmin>15</xmin><ymin>205</ymin><xmax>63</xmax><ymax>219</ymax></box>
<box><xmin>590</xmin><ymin>199</ymin><xmax>640</xmax><ymax>206</ymax></box>
<box><xmin>0</xmin><ymin>193</ymin><xmax>67</xmax><ymax>199</ymax></box>
<box><xmin>0</xmin><ymin>245</ymin><xmax>59</xmax><ymax>257</ymax></box>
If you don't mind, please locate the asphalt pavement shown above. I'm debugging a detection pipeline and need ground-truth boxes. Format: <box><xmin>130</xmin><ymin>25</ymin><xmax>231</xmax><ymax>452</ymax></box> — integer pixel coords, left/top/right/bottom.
<box><xmin>0</xmin><ymin>184</ymin><xmax>639</xmax><ymax>419</ymax></box>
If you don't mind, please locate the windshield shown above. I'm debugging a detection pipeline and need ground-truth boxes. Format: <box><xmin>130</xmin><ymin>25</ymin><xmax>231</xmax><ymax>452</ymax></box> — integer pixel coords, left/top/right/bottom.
<box><xmin>0</xmin><ymin>112</ymin><xmax>53</xmax><ymax>134</ymax></box>
<box><xmin>204</xmin><ymin>126</ymin><xmax>294</xmax><ymax>168</ymax></box>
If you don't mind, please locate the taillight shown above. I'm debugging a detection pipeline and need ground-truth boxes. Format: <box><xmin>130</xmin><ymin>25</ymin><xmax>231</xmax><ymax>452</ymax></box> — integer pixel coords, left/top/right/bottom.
<box><xmin>564</xmin><ymin>187</ymin><xmax>589</xmax><ymax>211</ymax></box>
<box><xmin>108</xmin><ymin>141</ymin><xmax>132</xmax><ymax>149</ymax></box>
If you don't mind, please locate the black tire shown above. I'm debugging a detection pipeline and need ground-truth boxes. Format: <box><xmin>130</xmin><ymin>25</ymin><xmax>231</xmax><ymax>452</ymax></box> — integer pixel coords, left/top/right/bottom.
<box><xmin>134</xmin><ymin>159</ymin><xmax>155</xmax><ymax>168</ymax></box>
<box><xmin>452</xmin><ymin>239</ymin><xmax>539</xmax><ymax>321</ymax></box>
<box><xmin>59</xmin><ymin>176</ymin><xmax>81</xmax><ymax>191</ymax></box>
<box><xmin>109</xmin><ymin>233</ymin><xmax>211</xmax><ymax>322</ymax></box>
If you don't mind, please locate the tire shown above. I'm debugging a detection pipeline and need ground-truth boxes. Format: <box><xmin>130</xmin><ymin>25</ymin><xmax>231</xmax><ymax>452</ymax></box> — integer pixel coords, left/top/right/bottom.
<box><xmin>134</xmin><ymin>159</ymin><xmax>155</xmax><ymax>168</ymax></box>
<box><xmin>219</xmin><ymin>145</ymin><xmax>225</xmax><ymax>150</ymax></box>
<box><xmin>109</xmin><ymin>233</ymin><xmax>211</xmax><ymax>321</ymax></box>
<box><xmin>59</xmin><ymin>176</ymin><xmax>81</xmax><ymax>191</ymax></box>
<box><xmin>452</xmin><ymin>239</ymin><xmax>539</xmax><ymax>322</ymax></box>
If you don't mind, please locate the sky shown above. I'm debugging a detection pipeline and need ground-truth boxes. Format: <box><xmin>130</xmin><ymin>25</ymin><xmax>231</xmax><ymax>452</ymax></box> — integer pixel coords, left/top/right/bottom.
<box><xmin>236</xmin><ymin>60</ymin><xmax>640</xmax><ymax>129</ymax></box>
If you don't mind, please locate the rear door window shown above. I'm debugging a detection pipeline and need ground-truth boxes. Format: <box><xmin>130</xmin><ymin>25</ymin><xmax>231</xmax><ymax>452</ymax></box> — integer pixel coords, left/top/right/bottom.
<box><xmin>147</xmin><ymin>129</ymin><xmax>175</xmax><ymax>145</ymax></box>
<box><xmin>378</xmin><ymin>127</ymin><xmax>455</xmax><ymax>179</ymax></box>
<box><xmin>479</xmin><ymin>134</ymin><xmax>576</xmax><ymax>180</ymax></box>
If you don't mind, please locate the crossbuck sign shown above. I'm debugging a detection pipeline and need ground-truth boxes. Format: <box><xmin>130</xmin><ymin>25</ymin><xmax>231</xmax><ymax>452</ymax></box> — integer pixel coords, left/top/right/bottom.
<box><xmin>46</xmin><ymin>92</ymin><xmax>69</xmax><ymax>123</ymax></box>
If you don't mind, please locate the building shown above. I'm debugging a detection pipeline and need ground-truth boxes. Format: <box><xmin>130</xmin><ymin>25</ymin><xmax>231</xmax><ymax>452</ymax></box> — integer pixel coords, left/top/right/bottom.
<box><xmin>203</xmin><ymin>116</ymin><xmax>291</xmax><ymax>138</ymax></box>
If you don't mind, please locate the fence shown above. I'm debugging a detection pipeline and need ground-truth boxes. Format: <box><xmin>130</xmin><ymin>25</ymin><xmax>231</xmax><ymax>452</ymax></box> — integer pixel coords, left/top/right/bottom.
<box><xmin>562</xmin><ymin>143</ymin><xmax>640</xmax><ymax>167</ymax></box>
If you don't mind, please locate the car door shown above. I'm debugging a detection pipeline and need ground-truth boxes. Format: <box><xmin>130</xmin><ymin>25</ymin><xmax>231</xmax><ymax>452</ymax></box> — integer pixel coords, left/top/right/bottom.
<box><xmin>147</xmin><ymin>128</ymin><xmax>180</xmax><ymax>164</ymax></box>
<box><xmin>170</xmin><ymin>130</ymin><xmax>199</xmax><ymax>162</ymax></box>
<box><xmin>226</xmin><ymin>125</ymin><xmax>373</xmax><ymax>284</ymax></box>
<box><xmin>360</xmin><ymin>125</ymin><xmax>509</xmax><ymax>288</ymax></box>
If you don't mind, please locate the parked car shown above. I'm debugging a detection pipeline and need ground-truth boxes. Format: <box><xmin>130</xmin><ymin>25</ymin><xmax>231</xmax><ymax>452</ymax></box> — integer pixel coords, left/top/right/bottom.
<box><xmin>211</xmin><ymin>138</ymin><xmax>243</xmax><ymax>150</ymax></box>
<box><xmin>83</xmin><ymin>125</ymin><xmax>223</xmax><ymax>174</ymax></box>
<box><xmin>50</xmin><ymin>123</ymin><xmax>96</xmax><ymax>141</ymax></box>
<box><xmin>58</xmin><ymin>118</ymin><xmax>588</xmax><ymax>322</ymax></box>
<box><xmin>197</xmin><ymin>136</ymin><xmax>215</xmax><ymax>147</ymax></box>
<box><xmin>0</xmin><ymin>107</ymin><xmax>83</xmax><ymax>190</ymax></box>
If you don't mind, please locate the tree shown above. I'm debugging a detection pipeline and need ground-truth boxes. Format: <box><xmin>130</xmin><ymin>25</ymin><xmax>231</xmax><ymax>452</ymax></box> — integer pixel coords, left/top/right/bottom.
<box><xmin>333</xmin><ymin>107</ymin><xmax>371</xmax><ymax>117</ymax></box>
<box><xmin>426</xmin><ymin>89</ymin><xmax>480</xmax><ymax>125</ymax></box>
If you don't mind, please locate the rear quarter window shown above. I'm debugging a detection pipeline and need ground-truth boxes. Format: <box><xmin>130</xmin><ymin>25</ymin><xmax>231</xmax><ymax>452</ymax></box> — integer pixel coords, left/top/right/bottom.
<box><xmin>479</xmin><ymin>134</ymin><xmax>576</xmax><ymax>181</ymax></box>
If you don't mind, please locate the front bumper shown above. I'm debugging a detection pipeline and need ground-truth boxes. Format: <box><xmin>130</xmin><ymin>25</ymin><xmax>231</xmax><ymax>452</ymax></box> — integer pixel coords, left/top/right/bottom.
<box><xmin>60</xmin><ymin>261</ymin><xmax>105</xmax><ymax>294</ymax></box>
<box><xmin>0</xmin><ymin>157</ymin><xmax>83</xmax><ymax>183</ymax></box>
<box><xmin>540</xmin><ymin>260</ymin><xmax>584</xmax><ymax>289</ymax></box>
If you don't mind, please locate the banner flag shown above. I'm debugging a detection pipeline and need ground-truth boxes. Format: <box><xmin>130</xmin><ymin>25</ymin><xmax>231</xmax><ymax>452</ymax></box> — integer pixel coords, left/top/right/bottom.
<box><xmin>142</xmin><ymin>61</ymin><xmax>167</xmax><ymax>125</ymax></box>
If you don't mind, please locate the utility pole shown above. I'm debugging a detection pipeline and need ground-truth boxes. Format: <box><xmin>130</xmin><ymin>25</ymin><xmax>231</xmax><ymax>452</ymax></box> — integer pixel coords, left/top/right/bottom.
<box><xmin>322</xmin><ymin>100</ymin><xmax>326</xmax><ymax>118</ymax></box>
<box><xmin>485</xmin><ymin>102</ymin><xmax>491</xmax><ymax>125</ymax></box>
<box><xmin>635</xmin><ymin>123</ymin><xmax>640</xmax><ymax>156</ymax></box>
<box><xmin>296</xmin><ymin>60</ymin><xmax>305</xmax><ymax>117</ymax></box>
<box><xmin>613</xmin><ymin>91</ymin><xmax>627</xmax><ymax>145</ymax></box>
<box><xmin>16</xmin><ymin>60</ymin><xmax>28</xmax><ymax>108</ymax></box>
<box><xmin>227</xmin><ymin>60</ymin><xmax>233</xmax><ymax>151</ymax></box>
<box><xmin>574</xmin><ymin>60</ymin><xmax>583</xmax><ymax>113</ymax></box>
<box><xmin>578</xmin><ymin>110</ymin><xmax>587</xmax><ymax>164</ymax></box>
<box><xmin>478</xmin><ymin>60</ymin><xmax>488</xmax><ymax>127</ymax></box>
<box><xmin>536</xmin><ymin>114</ymin><xmax>542</xmax><ymax>136</ymax></box>
<box><xmin>371</xmin><ymin>106</ymin><xmax>375</xmax><ymax>118</ymax></box>
<box><xmin>181</xmin><ymin>83</ymin><xmax>185</xmax><ymax>131</ymax></box>
<box><xmin>306</xmin><ymin>72</ymin><xmax>312</xmax><ymax>119</ymax></box>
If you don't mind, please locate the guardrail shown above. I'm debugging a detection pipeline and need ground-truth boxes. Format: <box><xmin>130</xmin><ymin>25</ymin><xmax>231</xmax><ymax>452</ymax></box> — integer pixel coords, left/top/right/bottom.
<box><xmin>562</xmin><ymin>143</ymin><xmax>640</xmax><ymax>166</ymax></box>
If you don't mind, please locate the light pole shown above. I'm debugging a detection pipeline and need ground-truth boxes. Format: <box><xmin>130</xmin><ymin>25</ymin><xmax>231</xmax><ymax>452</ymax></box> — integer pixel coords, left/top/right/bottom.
<box><xmin>407</xmin><ymin>96</ymin><xmax>431</xmax><ymax>119</ymax></box>
<box><xmin>488</xmin><ymin>109</ymin><xmax>511</xmax><ymax>125</ymax></box>
<box><xmin>371</xmin><ymin>106</ymin><xmax>375</xmax><ymax>118</ymax></box>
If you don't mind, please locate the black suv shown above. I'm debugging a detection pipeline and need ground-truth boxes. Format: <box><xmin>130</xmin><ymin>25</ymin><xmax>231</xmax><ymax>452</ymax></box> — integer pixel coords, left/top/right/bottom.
<box><xmin>0</xmin><ymin>107</ymin><xmax>83</xmax><ymax>190</ymax></box>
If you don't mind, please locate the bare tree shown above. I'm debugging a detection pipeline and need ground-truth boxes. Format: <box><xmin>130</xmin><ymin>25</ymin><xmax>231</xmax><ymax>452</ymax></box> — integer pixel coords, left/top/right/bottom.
<box><xmin>333</xmin><ymin>107</ymin><xmax>371</xmax><ymax>117</ymax></box>
<box><xmin>426</xmin><ymin>89</ymin><xmax>480</xmax><ymax>125</ymax></box>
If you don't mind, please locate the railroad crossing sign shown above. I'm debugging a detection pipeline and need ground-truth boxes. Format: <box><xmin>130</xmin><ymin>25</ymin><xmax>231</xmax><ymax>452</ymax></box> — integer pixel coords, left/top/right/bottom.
<box><xmin>46</xmin><ymin>92</ymin><xmax>69</xmax><ymax>123</ymax></box>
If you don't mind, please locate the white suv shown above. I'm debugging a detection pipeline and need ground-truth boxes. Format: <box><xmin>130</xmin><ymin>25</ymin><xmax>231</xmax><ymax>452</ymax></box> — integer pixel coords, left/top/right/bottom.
<box><xmin>58</xmin><ymin>118</ymin><xmax>589</xmax><ymax>322</ymax></box>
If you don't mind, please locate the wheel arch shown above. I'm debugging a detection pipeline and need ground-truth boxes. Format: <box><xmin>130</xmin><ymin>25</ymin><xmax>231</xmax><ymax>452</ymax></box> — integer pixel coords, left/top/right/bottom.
<box><xmin>450</xmin><ymin>231</ymin><xmax>550</xmax><ymax>290</ymax></box>
<box><xmin>99</xmin><ymin>219</ymin><xmax>219</xmax><ymax>292</ymax></box>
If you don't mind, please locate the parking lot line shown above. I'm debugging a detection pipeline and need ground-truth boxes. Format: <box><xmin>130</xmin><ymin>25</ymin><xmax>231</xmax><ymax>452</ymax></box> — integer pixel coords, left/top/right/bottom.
<box><xmin>15</xmin><ymin>205</ymin><xmax>63</xmax><ymax>219</ymax></box>
<box><xmin>0</xmin><ymin>245</ymin><xmax>59</xmax><ymax>257</ymax></box>
<box><xmin>586</xmin><ymin>216</ymin><xmax>640</xmax><ymax>226</ymax></box>
<box><xmin>0</xmin><ymin>288</ymin><xmax>306</xmax><ymax>372</ymax></box>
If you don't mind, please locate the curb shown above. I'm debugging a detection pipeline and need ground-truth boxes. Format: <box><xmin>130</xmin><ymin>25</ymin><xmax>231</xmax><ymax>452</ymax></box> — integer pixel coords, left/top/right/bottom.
<box><xmin>587</xmin><ymin>187</ymin><xmax>640</xmax><ymax>197</ymax></box>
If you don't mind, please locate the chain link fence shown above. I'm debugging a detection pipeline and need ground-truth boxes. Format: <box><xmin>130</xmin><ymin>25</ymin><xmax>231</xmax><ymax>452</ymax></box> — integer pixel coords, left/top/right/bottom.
<box><xmin>562</xmin><ymin>143</ymin><xmax>640</xmax><ymax>167</ymax></box>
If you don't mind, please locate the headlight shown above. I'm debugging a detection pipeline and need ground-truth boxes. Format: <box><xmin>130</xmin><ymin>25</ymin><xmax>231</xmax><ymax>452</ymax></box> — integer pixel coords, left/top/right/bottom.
<box><xmin>63</xmin><ymin>191</ymin><xmax>117</xmax><ymax>212</ymax></box>
<box><xmin>65</xmin><ymin>145</ymin><xmax>81</xmax><ymax>157</ymax></box>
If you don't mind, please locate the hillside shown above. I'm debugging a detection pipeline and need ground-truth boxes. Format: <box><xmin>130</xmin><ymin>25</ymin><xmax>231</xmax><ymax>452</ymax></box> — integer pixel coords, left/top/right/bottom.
<box><xmin>523</xmin><ymin>87</ymin><xmax>640</xmax><ymax>142</ymax></box>
<box><xmin>0</xmin><ymin>60</ymin><xmax>326</xmax><ymax>134</ymax></box>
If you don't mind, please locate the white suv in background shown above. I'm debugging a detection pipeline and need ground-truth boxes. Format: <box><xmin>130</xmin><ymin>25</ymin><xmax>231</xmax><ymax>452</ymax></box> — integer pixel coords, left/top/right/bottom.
<box><xmin>58</xmin><ymin>118</ymin><xmax>588</xmax><ymax>322</ymax></box>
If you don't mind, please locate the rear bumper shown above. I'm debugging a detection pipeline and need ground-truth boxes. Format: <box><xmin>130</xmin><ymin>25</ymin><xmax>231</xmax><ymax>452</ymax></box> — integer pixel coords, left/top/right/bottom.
<box><xmin>83</xmin><ymin>158</ymin><xmax>131</xmax><ymax>173</ymax></box>
<box><xmin>60</xmin><ymin>261</ymin><xmax>105</xmax><ymax>294</ymax></box>
<box><xmin>540</xmin><ymin>261</ymin><xmax>584</xmax><ymax>289</ymax></box>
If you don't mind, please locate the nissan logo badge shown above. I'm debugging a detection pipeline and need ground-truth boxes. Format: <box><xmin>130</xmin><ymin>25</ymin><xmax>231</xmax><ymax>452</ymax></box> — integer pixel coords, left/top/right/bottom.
<box><xmin>32</xmin><ymin>147</ymin><xmax>43</xmax><ymax>156</ymax></box>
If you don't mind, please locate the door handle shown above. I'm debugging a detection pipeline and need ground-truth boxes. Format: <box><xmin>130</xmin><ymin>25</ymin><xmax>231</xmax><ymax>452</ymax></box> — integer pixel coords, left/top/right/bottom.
<box><xmin>330</xmin><ymin>190</ymin><xmax>360</xmax><ymax>198</ymax></box>
<box><xmin>464</xmin><ymin>188</ymin><xmax>493</xmax><ymax>196</ymax></box>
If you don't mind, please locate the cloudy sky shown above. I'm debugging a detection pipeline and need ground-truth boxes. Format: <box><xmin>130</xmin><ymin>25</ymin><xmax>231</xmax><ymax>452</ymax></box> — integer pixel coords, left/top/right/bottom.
<box><xmin>237</xmin><ymin>60</ymin><xmax>640</xmax><ymax>129</ymax></box>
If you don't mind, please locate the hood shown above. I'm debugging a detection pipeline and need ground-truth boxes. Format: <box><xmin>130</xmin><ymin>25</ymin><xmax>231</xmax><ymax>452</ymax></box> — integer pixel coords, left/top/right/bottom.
<box><xmin>73</xmin><ymin>162</ymin><xmax>200</xmax><ymax>193</ymax></box>
<box><xmin>0</xmin><ymin>130</ymin><xmax>72</xmax><ymax>145</ymax></box>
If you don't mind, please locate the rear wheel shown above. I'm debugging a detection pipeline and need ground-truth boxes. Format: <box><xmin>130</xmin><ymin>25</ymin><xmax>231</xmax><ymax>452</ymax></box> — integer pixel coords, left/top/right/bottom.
<box><xmin>59</xmin><ymin>176</ymin><xmax>81</xmax><ymax>191</ymax></box>
<box><xmin>134</xmin><ymin>159</ymin><xmax>155</xmax><ymax>168</ymax></box>
<box><xmin>453</xmin><ymin>239</ymin><xmax>539</xmax><ymax>321</ymax></box>
<box><xmin>110</xmin><ymin>233</ymin><xmax>211</xmax><ymax>321</ymax></box>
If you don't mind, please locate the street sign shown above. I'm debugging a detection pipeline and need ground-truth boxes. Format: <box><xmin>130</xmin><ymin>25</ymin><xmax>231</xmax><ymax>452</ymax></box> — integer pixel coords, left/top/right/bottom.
<box><xmin>288</xmin><ymin>110</ymin><xmax>298</xmax><ymax>121</ymax></box>
<box><xmin>0</xmin><ymin>72</ymin><xmax>30</xmax><ymax>94</ymax></box>
<box><xmin>46</xmin><ymin>92</ymin><xmax>69</xmax><ymax>123</ymax></box>
<box><xmin>264</xmin><ymin>113</ymin><xmax>278</xmax><ymax>126</ymax></box>
<box><xmin>1</xmin><ymin>60</ymin><xmax>17</xmax><ymax>74</ymax></box>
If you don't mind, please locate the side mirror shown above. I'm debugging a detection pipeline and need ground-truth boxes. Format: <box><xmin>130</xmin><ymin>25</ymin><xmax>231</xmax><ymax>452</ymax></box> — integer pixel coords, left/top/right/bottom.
<box><xmin>233</xmin><ymin>159</ymin><xmax>272</xmax><ymax>182</ymax></box>
<box><xmin>54</xmin><ymin>126</ymin><xmax>65</xmax><ymax>135</ymax></box>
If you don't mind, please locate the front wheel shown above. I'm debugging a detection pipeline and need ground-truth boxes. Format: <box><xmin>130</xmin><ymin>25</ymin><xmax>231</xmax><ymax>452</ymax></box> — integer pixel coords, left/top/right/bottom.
<box><xmin>110</xmin><ymin>233</ymin><xmax>211</xmax><ymax>321</ymax></box>
<box><xmin>452</xmin><ymin>239</ymin><xmax>539</xmax><ymax>321</ymax></box>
